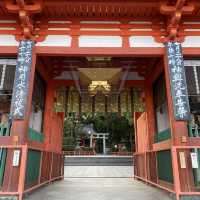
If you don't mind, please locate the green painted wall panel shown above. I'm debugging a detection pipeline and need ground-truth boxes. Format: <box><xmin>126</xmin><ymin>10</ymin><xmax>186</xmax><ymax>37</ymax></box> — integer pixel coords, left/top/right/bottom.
<box><xmin>154</xmin><ymin>128</ymin><xmax>171</xmax><ymax>143</ymax></box>
<box><xmin>0</xmin><ymin>123</ymin><xmax>9</xmax><ymax>136</ymax></box>
<box><xmin>28</xmin><ymin>128</ymin><xmax>44</xmax><ymax>143</ymax></box>
<box><xmin>156</xmin><ymin>150</ymin><xmax>173</xmax><ymax>183</ymax></box>
<box><xmin>25</xmin><ymin>150</ymin><xmax>41</xmax><ymax>185</ymax></box>
<box><xmin>0</xmin><ymin>149</ymin><xmax>7</xmax><ymax>186</ymax></box>
<box><xmin>0</xmin><ymin>124</ymin><xmax>9</xmax><ymax>186</ymax></box>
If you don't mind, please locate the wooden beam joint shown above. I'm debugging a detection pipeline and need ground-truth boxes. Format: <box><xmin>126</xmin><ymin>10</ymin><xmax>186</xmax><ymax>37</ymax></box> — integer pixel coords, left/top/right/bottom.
<box><xmin>160</xmin><ymin>1</ymin><xmax>194</xmax><ymax>15</ymax></box>
<box><xmin>160</xmin><ymin>0</ymin><xmax>195</xmax><ymax>41</ymax></box>
<box><xmin>4</xmin><ymin>0</ymin><xmax>43</xmax><ymax>40</ymax></box>
<box><xmin>5</xmin><ymin>0</ymin><xmax>42</xmax><ymax>14</ymax></box>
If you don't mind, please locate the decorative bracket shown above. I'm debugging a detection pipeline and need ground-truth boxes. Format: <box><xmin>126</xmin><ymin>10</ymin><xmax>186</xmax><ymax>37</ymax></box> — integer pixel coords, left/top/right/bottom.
<box><xmin>4</xmin><ymin>0</ymin><xmax>42</xmax><ymax>40</ymax></box>
<box><xmin>160</xmin><ymin>0</ymin><xmax>194</xmax><ymax>41</ymax></box>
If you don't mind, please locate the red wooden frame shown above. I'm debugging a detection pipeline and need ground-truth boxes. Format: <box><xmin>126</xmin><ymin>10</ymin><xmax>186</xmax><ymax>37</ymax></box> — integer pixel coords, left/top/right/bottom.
<box><xmin>0</xmin><ymin>43</ymin><xmax>199</xmax><ymax>200</ymax></box>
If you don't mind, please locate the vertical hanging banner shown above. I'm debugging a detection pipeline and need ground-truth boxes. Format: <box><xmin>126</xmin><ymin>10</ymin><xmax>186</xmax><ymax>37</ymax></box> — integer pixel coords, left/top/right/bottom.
<box><xmin>10</xmin><ymin>40</ymin><xmax>34</xmax><ymax>119</ymax></box>
<box><xmin>165</xmin><ymin>42</ymin><xmax>190</xmax><ymax>121</ymax></box>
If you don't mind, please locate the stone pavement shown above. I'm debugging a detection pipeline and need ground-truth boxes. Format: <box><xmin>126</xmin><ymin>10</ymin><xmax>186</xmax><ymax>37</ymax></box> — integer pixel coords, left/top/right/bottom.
<box><xmin>25</xmin><ymin>178</ymin><xmax>172</xmax><ymax>200</ymax></box>
<box><xmin>64</xmin><ymin>166</ymin><xmax>133</xmax><ymax>177</ymax></box>
<box><xmin>25</xmin><ymin>166</ymin><xmax>173</xmax><ymax>200</ymax></box>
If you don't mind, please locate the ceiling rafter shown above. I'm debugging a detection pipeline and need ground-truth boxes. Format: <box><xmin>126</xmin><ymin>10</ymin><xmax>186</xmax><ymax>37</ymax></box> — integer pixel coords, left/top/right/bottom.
<box><xmin>70</xmin><ymin>67</ymin><xmax>82</xmax><ymax>95</ymax></box>
<box><xmin>117</xmin><ymin>67</ymin><xmax>130</xmax><ymax>95</ymax></box>
<box><xmin>0</xmin><ymin>0</ymin><xmax>199</xmax><ymax>42</ymax></box>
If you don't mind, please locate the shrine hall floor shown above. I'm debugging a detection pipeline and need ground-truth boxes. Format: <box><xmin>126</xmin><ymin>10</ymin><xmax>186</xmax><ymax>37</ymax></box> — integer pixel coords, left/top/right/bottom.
<box><xmin>25</xmin><ymin>166</ymin><xmax>172</xmax><ymax>200</ymax></box>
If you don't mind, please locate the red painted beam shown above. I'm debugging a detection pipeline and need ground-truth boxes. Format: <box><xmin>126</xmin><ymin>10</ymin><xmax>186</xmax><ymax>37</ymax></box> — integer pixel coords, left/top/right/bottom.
<box><xmin>35</xmin><ymin>46</ymin><xmax>164</xmax><ymax>57</ymax></box>
<box><xmin>124</xmin><ymin>80</ymin><xmax>145</xmax><ymax>87</ymax></box>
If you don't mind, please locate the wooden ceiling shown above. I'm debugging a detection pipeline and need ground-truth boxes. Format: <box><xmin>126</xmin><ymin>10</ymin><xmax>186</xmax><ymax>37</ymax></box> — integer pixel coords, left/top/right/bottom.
<box><xmin>40</xmin><ymin>56</ymin><xmax>159</xmax><ymax>79</ymax></box>
<box><xmin>0</xmin><ymin>0</ymin><xmax>200</xmax><ymax>41</ymax></box>
<box><xmin>1</xmin><ymin>1</ymin><xmax>200</xmax><ymax>20</ymax></box>
<box><xmin>40</xmin><ymin>0</ymin><xmax>161</xmax><ymax>19</ymax></box>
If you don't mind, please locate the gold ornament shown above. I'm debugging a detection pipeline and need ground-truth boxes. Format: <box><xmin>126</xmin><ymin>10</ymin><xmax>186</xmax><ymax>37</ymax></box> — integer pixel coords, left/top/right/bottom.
<box><xmin>89</xmin><ymin>81</ymin><xmax>111</xmax><ymax>96</ymax></box>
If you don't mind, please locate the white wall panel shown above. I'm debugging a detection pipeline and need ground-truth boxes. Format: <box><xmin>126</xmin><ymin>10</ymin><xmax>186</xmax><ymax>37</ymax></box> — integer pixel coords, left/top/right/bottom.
<box><xmin>129</xmin><ymin>36</ymin><xmax>164</xmax><ymax>47</ymax></box>
<box><xmin>0</xmin><ymin>35</ymin><xmax>18</xmax><ymax>46</ymax></box>
<box><xmin>182</xmin><ymin>36</ymin><xmax>200</xmax><ymax>47</ymax></box>
<box><xmin>79</xmin><ymin>36</ymin><xmax>122</xmax><ymax>47</ymax></box>
<box><xmin>36</xmin><ymin>35</ymin><xmax>71</xmax><ymax>47</ymax></box>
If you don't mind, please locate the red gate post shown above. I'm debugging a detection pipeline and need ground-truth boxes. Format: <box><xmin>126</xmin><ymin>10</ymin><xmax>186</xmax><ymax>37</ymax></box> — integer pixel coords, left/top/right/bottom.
<box><xmin>18</xmin><ymin>145</ymin><xmax>28</xmax><ymax>200</ymax></box>
<box><xmin>163</xmin><ymin>48</ymin><xmax>193</xmax><ymax>200</ymax></box>
<box><xmin>2</xmin><ymin>42</ymin><xmax>37</xmax><ymax>198</ymax></box>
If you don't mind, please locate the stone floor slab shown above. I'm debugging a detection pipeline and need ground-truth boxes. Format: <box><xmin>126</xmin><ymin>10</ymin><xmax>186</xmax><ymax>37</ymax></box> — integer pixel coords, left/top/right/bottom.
<box><xmin>25</xmin><ymin>166</ymin><xmax>172</xmax><ymax>200</ymax></box>
<box><xmin>25</xmin><ymin>178</ymin><xmax>172</xmax><ymax>200</ymax></box>
<box><xmin>64</xmin><ymin>166</ymin><xmax>133</xmax><ymax>178</ymax></box>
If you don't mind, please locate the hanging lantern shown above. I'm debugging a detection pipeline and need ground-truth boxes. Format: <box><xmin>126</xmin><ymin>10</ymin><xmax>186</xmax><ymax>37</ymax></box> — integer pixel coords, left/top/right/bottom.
<box><xmin>89</xmin><ymin>81</ymin><xmax>111</xmax><ymax>96</ymax></box>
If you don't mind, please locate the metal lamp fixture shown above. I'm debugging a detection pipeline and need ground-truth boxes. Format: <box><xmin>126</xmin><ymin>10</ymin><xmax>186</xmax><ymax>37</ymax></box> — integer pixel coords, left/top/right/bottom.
<box><xmin>89</xmin><ymin>81</ymin><xmax>111</xmax><ymax>96</ymax></box>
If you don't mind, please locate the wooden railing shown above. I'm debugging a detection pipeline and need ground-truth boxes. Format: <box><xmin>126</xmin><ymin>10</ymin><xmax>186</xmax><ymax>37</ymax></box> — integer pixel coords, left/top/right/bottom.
<box><xmin>134</xmin><ymin>146</ymin><xmax>200</xmax><ymax>200</ymax></box>
<box><xmin>0</xmin><ymin>143</ymin><xmax>64</xmax><ymax>199</ymax></box>
<box><xmin>134</xmin><ymin>150</ymin><xmax>174</xmax><ymax>193</ymax></box>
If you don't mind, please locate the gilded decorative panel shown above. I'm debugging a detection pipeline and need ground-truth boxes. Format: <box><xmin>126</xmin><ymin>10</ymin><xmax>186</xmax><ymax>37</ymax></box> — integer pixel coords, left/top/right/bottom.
<box><xmin>95</xmin><ymin>93</ymin><xmax>105</xmax><ymax>114</ymax></box>
<box><xmin>133</xmin><ymin>89</ymin><xmax>145</xmax><ymax>112</ymax></box>
<box><xmin>121</xmin><ymin>90</ymin><xmax>129</xmax><ymax>114</ymax></box>
<box><xmin>66</xmin><ymin>87</ymin><xmax>144</xmax><ymax>116</ymax></box>
<box><xmin>81</xmin><ymin>92</ymin><xmax>92</xmax><ymax>114</ymax></box>
<box><xmin>107</xmin><ymin>93</ymin><xmax>118</xmax><ymax>113</ymax></box>
<box><xmin>68</xmin><ymin>87</ymin><xmax>79</xmax><ymax>114</ymax></box>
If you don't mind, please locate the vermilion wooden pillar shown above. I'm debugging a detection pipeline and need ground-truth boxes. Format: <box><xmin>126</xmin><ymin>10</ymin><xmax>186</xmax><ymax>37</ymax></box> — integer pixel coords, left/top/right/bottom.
<box><xmin>163</xmin><ymin>51</ymin><xmax>194</xmax><ymax>197</ymax></box>
<box><xmin>3</xmin><ymin>43</ymin><xmax>37</xmax><ymax>193</ymax></box>
<box><xmin>10</xmin><ymin>45</ymin><xmax>37</xmax><ymax>144</ymax></box>
<box><xmin>144</xmin><ymin>60</ymin><xmax>163</xmax><ymax>150</ymax></box>
<box><xmin>43</xmin><ymin>81</ymin><xmax>55</xmax><ymax>151</ymax></box>
<box><xmin>43</xmin><ymin>80</ymin><xmax>65</xmax><ymax>153</ymax></box>
<box><xmin>163</xmin><ymin>52</ymin><xmax>189</xmax><ymax>145</ymax></box>
<box><xmin>144</xmin><ymin>84</ymin><xmax>156</xmax><ymax>150</ymax></box>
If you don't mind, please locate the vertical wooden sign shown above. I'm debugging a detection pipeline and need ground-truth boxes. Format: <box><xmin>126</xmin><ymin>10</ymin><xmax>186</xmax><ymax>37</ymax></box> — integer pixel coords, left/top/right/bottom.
<box><xmin>10</xmin><ymin>40</ymin><xmax>34</xmax><ymax>119</ymax></box>
<box><xmin>165</xmin><ymin>42</ymin><xmax>191</xmax><ymax>121</ymax></box>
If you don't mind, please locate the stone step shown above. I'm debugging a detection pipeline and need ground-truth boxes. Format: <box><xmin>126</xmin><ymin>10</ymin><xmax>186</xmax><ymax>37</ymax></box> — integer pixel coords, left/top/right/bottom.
<box><xmin>0</xmin><ymin>197</ymin><xmax>17</xmax><ymax>200</ymax></box>
<box><xmin>64</xmin><ymin>156</ymin><xmax>133</xmax><ymax>166</ymax></box>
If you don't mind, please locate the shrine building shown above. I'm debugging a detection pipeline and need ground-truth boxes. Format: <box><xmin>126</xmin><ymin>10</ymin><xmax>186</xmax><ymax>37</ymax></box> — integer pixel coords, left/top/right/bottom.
<box><xmin>0</xmin><ymin>0</ymin><xmax>200</xmax><ymax>200</ymax></box>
